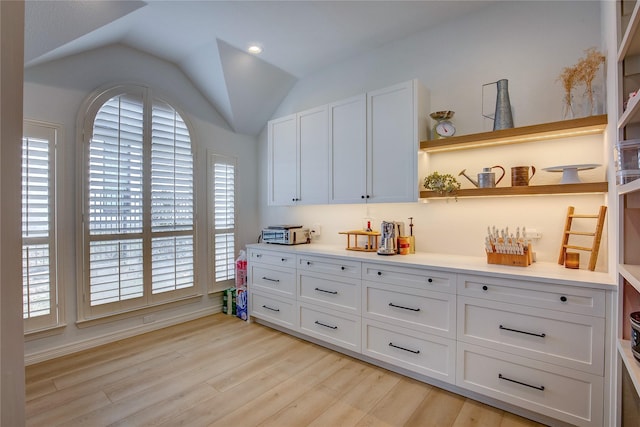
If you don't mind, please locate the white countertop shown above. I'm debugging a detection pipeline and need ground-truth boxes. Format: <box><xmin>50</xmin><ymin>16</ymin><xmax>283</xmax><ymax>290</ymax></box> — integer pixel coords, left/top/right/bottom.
<box><xmin>247</xmin><ymin>243</ymin><xmax>616</xmax><ymax>290</ymax></box>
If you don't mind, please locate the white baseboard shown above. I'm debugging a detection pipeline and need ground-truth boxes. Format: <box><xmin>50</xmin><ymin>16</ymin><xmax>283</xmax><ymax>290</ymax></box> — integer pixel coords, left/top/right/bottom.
<box><xmin>25</xmin><ymin>306</ymin><xmax>221</xmax><ymax>366</ymax></box>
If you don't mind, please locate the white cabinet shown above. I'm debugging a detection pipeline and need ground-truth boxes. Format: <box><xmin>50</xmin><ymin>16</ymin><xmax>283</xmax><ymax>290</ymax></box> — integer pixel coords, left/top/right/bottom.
<box><xmin>367</xmin><ymin>80</ymin><xmax>427</xmax><ymax>203</ymax></box>
<box><xmin>270</xmin><ymin>79</ymin><xmax>429</xmax><ymax>206</ymax></box>
<box><xmin>328</xmin><ymin>94</ymin><xmax>367</xmax><ymax>203</ymax></box>
<box><xmin>456</xmin><ymin>274</ymin><xmax>606</xmax><ymax>426</ymax></box>
<box><xmin>267</xmin><ymin>106</ymin><xmax>328</xmax><ymax>206</ymax></box>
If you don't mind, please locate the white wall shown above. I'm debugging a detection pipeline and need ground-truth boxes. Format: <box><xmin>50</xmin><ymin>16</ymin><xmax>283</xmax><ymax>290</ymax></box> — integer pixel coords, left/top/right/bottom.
<box><xmin>23</xmin><ymin>44</ymin><xmax>260</xmax><ymax>360</ymax></box>
<box><xmin>259</xmin><ymin>1</ymin><xmax>610</xmax><ymax>270</ymax></box>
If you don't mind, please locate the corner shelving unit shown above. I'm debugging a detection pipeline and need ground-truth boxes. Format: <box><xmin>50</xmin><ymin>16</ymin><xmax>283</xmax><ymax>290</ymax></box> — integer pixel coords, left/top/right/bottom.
<box><xmin>616</xmin><ymin>0</ymin><xmax>640</xmax><ymax>416</ymax></box>
<box><xmin>419</xmin><ymin>115</ymin><xmax>608</xmax><ymax>199</ymax></box>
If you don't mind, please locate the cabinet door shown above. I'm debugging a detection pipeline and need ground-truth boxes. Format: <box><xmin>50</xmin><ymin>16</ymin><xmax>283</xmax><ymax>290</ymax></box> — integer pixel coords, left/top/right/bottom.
<box><xmin>267</xmin><ymin>114</ymin><xmax>297</xmax><ymax>206</ymax></box>
<box><xmin>329</xmin><ymin>94</ymin><xmax>367</xmax><ymax>203</ymax></box>
<box><xmin>298</xmin><ymin>106</ymin><xmax>329</xmax><ymax>205</ymax></box>
<box><xmin>367</xmin><ymin>81</ymin><xmax>417</xmax><ymax>203</ymax></box>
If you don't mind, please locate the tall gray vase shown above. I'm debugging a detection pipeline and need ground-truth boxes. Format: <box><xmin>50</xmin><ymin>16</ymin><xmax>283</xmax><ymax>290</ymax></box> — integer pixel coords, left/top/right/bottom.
<box><xmin>493</xmin><ymin>79</ymin><xmax>514</xmax><ymax>130</ymax></box>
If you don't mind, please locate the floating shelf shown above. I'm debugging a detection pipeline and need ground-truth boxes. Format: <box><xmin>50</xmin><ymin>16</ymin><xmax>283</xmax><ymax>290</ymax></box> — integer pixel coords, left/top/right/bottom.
<box><xmin>420</xmin><ymin>182</ymin><xmax>608</xmax><ymax>199</ymax></box>
<box><xmin>618</xmin><ymin>0</ymin><xmax>640</xmax><ymax>61</ymax></box>
<box><xmin>620</xmin><ymin>264</ymin><xmax>640</xmax><ymax>294</ymax></box>
<box><xmin>420</xmin><ymin>115</ymin><xmax>607</xmax><ymax>153</ymax></box>
<box><xmin>617</xmin><ymin>339</ymin><xmax>640</xmax><ymax>398</ymax></box>
<box><xmin>618</xmin><ymin>177</ymin><xmax>640</xmax><ymax>195</ymax></box>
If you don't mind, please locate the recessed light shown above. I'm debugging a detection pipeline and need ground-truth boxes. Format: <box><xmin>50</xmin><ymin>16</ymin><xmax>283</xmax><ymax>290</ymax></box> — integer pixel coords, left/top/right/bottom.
<box><xmin>248</xmin><ymin>45</ymin><xmax>262</xmax><ymax>55</ymax></box>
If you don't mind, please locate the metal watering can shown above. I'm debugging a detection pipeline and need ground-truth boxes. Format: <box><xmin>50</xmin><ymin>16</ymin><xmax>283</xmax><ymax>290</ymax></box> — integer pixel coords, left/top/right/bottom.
<box><xmin>459</xmin><ymin>165</ymin><xmax>505</xmax><ymax>188</ymax></box>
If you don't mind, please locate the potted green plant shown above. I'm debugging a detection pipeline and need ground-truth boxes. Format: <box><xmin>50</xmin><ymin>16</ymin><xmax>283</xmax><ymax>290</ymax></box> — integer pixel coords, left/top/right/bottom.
<box><xmin>423</xmin><ymin>171</ymin><xmax>460</xmax><ymax>199</ymax></box>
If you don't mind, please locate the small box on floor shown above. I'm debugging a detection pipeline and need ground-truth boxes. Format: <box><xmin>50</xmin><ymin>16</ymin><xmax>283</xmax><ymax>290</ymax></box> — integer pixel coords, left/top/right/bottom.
<box><xmin>222</xmin><ymin>287</ymin><xmax>236</xmax><ymax>315</ymax></box>
<box><xmin>236</xmin><ymin>287</ymin><xmax>248</xmax><ymax>321</ymax></box>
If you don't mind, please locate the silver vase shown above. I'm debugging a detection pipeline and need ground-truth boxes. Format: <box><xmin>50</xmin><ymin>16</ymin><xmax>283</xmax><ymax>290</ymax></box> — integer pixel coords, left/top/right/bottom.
<box><xmin>493</xmin><ymin>79</ymin><xmax>514</xmax><ymax>130</ymax></box>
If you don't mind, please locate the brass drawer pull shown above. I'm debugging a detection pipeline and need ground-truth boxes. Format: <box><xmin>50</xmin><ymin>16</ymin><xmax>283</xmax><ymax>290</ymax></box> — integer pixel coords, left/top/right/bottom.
<box><xmin>499</xmin><ymin>324</ymin><xmax>546</xmax><ymax>338</ymax></box>
<box><xmin>314</xmin><ymin>320</ymin><xmax>337</xmax><ymax>330</ymax></box>
<box><xmin>389</xmin><ymin>342</ymin><xmax>420</xmax><ymax>354</ymax></box>
<box><xmin>389</xmin><ymin>302</ymin><xmax>420</xmax><ymax>312</ymax></box>
<box><xmin>498</xmin><ymin>373</ymin><xmax>545</xmax><ymax>391</ymax></box>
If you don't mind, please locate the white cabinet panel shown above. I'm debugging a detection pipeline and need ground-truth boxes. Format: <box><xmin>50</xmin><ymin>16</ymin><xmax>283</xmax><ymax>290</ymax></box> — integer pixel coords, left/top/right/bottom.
<box><xmin>362</xmin><ymin>318</ymin><xmax>456</xmax><ymax>384</ymax></box>
<box><xmin>297</xmin><ymin>254</ymin><xmax>361</xmax><ymax>279</ymax></box>
<box><xmin>298</xmin><ymin>271</ymin><xmax>361</xmax><ymax>315</ymax></box>
<box><xmin>267</xmin><ymin>114</ymin><xmax>297</xmax><ymax>206</ymax></box>
<box><xmin>250</xmin><ymin>264</ymin><xmax>296</xmax><ymax>298</ymax></box>
<box><xmin>458</xmin><ymin>296</ymin><xmax>604</xmax><ymax>375</ymax></box>
<box><xmin>329</xmin><ymin>94</ymin><xmax>367</xmax><ymax>203</ymax></box>
<box><xmin>298</xmin><ymin>302</ymin><xmax>361</xmax><ymax>352</ymax></box>
<box><xmin>251</xmin><ymin>291</ymin><xmax>297</xmax><ymax>329</ymax></box>
<box><xmin>362</xmin><ymin>262</ymin><xmax>455</xmax><ymax>294</ymax></box>
<box><xmin>298</xmin><ymin>106</ymin><xmax>329</xmax><ymax>204</ymax></box>
<box><xmin>457</xmin><ymin>343</ymin><xmax>603</xmax><ymax>427</ymax></box>
<box><xmin>363</xmin><ymin>281</ymin><xmax>455</xmax><ymax>338</ymax></box>
<box><xmin>249</xmin><ymin>248</ymin><xmax>296</xmax><ymax>268</ymax></box>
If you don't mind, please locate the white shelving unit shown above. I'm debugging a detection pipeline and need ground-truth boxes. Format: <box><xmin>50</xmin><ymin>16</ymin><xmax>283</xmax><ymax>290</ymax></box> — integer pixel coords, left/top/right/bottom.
<box><xmin>616</xmin><ymin>0</ymin><xmax>640</xmax><ymax>415</ymax></box>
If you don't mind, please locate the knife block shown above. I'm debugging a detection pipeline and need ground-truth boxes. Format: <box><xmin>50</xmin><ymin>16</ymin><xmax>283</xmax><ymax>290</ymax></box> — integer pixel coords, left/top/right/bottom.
<box><xmin>486</xmin><ymin>243</ymin><xmax>533</xmax><ymax>267</ymax></box>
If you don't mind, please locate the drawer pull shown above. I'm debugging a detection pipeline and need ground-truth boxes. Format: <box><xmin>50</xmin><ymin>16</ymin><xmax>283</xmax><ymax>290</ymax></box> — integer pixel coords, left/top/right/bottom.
<box><xmin>389</xmin><ymin>342</ymin><xmax>420</xmax><ymax>354</ymax></box>
<box><xmin>281</xmin><ymin>258</ymin><xmax>286</xmax><ymax>262</ymax></box>
<box><xmin>262</xmin><ymin>277</ymin><xmax>280</xmax><ymax>283</ymax></box>
<box><xmin>262</xmin><ymin>305</ymin><xmax>280</xmax><ymax>312</ymax></box>
<box><xmin>307</xmin><ymin>261</ymin><xmax>311</xmax><ymax>266</ymax></box>
<box><xmin>256</xmin><ymin>254</ymin><xmax>262</xmax><ymax>258</ymax></box>
<box><xmin>499</xmin><ymin>324</ymin><xmax>546</xmax><ymax>338</ymax></box>
<box><xmin>314</xmin><ymin>320</ymin><xmax>338</xmax><ymax>330</ymax></box>
<box><xmin>314</xmin><ymin>287</ymin><xmax>338</xmax><ymax>295</ymax></box>
<box><xmin>560</xmin><ymin>296</ymin><xmax>567</xmax><ymax>302</ymax></box>
<box><xmin>482</xmin><ymin>285</ymin><xmax>488</xmax><ymax>291</ymax></box>
<box><xmin>377</xmin><ymin>271</ymin><xmax>382</xmax><ymax>276</ymax></box>
<box><xmin>428</xmin><ymin>278</ymin><xmax>433</xmax><ymax>283</ymax></box>
<box><xmin>341</xmin><ymin>266</ymin><xmax>345</xmax><ymax>271</ymax></box>
<box><xmin>498</xmin><ymin>373</ymin><xmax>545</xmax><ymax>391</ymax></box>
<box><xmin>389</xmin><ymin>302</ymin><xmax>420</xmax><ymax>312</ymax></box>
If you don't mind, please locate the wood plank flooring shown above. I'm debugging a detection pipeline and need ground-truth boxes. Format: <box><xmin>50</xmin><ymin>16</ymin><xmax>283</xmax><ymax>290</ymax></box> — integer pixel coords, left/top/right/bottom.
<box><xmin>25</xmin><ymin>314</ymin><xmax>548</xmax><ymax>426</ymax></box>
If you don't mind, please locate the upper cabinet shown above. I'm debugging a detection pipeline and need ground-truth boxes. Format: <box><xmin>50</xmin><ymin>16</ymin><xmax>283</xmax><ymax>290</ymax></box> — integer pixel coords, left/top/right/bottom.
<box><xmin>268</xmin><ymin>79</ymin><xmax>429</xmax><ymax>206</ymax></box>
<box><xmin>267</xmin><ymin>106</ymin><xmax>329</xmax><ymax>206</ymax></box>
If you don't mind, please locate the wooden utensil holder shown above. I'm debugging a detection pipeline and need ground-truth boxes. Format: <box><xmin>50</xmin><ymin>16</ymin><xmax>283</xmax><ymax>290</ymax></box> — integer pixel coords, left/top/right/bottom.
<box><xmin>486</xmin><ymin>244</ymin><xmax>533</xmax><ymax>267</ymax></box>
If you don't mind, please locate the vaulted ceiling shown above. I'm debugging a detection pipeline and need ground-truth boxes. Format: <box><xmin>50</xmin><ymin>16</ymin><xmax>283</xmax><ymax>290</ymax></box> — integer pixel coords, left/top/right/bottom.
<box><xmin>24</xmin><ymin>0</ymin><xmax>494</xmax><ymax>136</ymax></box>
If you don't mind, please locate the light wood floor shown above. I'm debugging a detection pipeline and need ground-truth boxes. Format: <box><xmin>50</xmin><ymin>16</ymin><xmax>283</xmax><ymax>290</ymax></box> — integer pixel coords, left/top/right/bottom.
<box><xmin>25</xmin><ymin>314</ymin><xmax>548</xmax><ymax>426</ymax></box>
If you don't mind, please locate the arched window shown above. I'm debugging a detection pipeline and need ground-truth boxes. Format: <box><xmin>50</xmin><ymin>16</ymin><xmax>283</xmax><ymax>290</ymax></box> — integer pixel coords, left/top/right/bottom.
<box><xmin>80</xmin><ymin>85</ymin><xmax>195</xmax><ymax>319</ymax></box>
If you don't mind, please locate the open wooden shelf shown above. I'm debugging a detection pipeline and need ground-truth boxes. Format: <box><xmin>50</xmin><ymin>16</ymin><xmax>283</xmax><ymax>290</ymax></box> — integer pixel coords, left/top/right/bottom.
<box><xmin>617</xmin><ymin>339</ymin><xmax>640</xmax><ymax>398</ymax></box>
<box><xmin>420</xmin><ymin>182</ymin><xmax>608</xmax><ymax>199</ymax></box>
<box><xmin>420</xmin><ymin>115</ymin><xmax>607</xmax><ymax>153</ymax></box>
<box><xmin>618</xmin><ymin>0</ymin><xmax>640</xmax><ymax>61</ymax></box>
<box><xmin>620</xmin><ymin>264</ymin><xmax>640</xmax><ymax>294</ymax></box>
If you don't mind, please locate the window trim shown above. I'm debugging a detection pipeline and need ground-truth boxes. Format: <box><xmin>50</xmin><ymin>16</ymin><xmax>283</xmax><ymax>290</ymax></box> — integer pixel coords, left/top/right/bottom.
<box><xmin>76</xmin><ymin>84</ymin><xmax>198</xmax><ymax>321</ymax></box>
<box><xmin>208</xmin><ymin>152</ymin><xmax>237</xmax><ymax>294</ymax></box>
<box><xmin>22</xmin><ymin>119</ymin><xmax>64</xmax><ymax>333</ymax></box>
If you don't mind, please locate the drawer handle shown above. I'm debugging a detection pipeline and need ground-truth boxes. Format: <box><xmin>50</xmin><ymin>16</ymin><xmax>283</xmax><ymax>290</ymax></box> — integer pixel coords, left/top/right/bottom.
<box><xmin>560</xmin><ymin>296</ymin><xmax>567</xmax><ymax>302</ymax></box>
<box><xmin>377</xmin><ymin>271</ymin><xmax>382</xmax><ymax>276</ymax></box>
<box><xmin>499</xmin><ymin>325</ymin><xmax>546</xmax><ymax>338</ymax></box>
<box><xmin>498</xmin><ymin>373</ymin><xmax>545</xmax><ymax>391</ymax></box>
<box><xmin>281</xmin><ymin>258</ymin><xmax>286</xmax><ymax>262</ymax></box>
<box><xmin>341</xmin><ymin>266</ymin><xmax>345</xmax><ymax>271</ymax></box>
<box><xmin>262</xmin><ymin>305</ymin><xmax>280</xmax><ymax>312</ymax></box>
<box><xmin>314</xmin><ymin>320</ymin><xmax>338</xmax><ymax>330</ymax></box>
<box><xmin>428</xmin><ymin>278</ymin><xmax>433</xmax><ymax>283</ymax></box>
<box><xmin>262</xmin><ymin>277</ymin><xmax>280</xmax><ymax>283</ymax></box>
<box><xmin>307</xmin><ymin>261</ymin><xmax>311</xmax><ymax>266</ymax></box>
<box><xmin>389</xmin><ymin>302</ymin><xmax>420</xmax><ymax>312</ymax></box>
<box><xmin>482</xmin><ymin>285</ymin><xmax>488</xmax><ymax>291</ymax></box>
<box><xmin>315</xmin><ymin>287</ymin><xmax>338</xmax><ymax>295</ymax></box>
<box><xmin>256</xmin><ymin>254</ymin><xmax>262</xmax><ymax>258</ymax></box>
<box><xmin>388</xmin><ymin>342</ymin><xmax>420</xmax><ymax>354</ymax></box>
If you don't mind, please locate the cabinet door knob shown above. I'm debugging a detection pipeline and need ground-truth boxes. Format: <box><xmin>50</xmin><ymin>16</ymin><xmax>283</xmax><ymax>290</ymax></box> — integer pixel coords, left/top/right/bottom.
<box><xmin>307</xmin><ymin>261</ymin><xmax>311</xmax><ymax>266</ymax></box>
<box><xmin>377</xmin><ymin>271</ymin><xmax>382</xmax><ymax>276</ymax></box>
<box><xmin>482</xmin><ymin>285</ymin><xmax>488</xmax><ymax>291</ymax></box>
<box><xmin>428</xmin><ymin>278</ymin><xmax>433</xmax><ymax>283</ymax></box>
<box><xmin>341</xmin><ymin>266</ymin><xmax>345</xmax><ymax>270</ymax></box>
<box><xmin>560</xmin><ymin>296</ymin><xmax>567</xmax><ymax>302</ymax></box>
<box><xmin>366</xmin><ymin>195</ymin><xmax>370</xmax><ymax>199</ymax></box>
<box><xmin>281</xmin><ymin>258</ymin><xmax>286</xmax><ymax>262</ymax></box>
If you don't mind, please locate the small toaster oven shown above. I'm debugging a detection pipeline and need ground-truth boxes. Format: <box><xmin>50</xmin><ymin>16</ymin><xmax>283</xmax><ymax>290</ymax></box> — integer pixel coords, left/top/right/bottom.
<box><xmin>261</xmin><ymin>225</ymin><xmax>310</xmax><ymax>245</ymax></box>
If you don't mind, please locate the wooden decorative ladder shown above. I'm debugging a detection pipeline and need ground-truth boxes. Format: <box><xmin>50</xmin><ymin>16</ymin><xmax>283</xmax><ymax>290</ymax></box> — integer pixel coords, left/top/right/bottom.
<box><xmin>557</xmin><ymin>205</ymin><xmax>607</xmax><ymax>271</ymax></box>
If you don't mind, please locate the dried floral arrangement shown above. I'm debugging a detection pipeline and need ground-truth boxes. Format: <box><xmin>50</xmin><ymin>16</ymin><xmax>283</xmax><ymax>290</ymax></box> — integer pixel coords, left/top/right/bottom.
<box><xmin>558</xmin><ymin>47</ymin><xmax>606</xmax><ymax>118</ymax></box>
<box><xmin>423</xmin><ymin>171</ymin><xmax>460</xmax><ymax>199</ymax></box>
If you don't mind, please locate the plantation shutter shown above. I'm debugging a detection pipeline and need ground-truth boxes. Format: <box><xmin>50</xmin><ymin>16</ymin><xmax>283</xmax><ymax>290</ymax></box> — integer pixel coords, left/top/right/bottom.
<box><xmin>210</xmin><ymin>154</ymin><xmax>236</xmax><ymax>283</ymax></box>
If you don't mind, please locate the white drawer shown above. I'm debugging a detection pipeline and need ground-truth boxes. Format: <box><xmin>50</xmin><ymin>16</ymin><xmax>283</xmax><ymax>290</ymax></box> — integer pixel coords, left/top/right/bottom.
<box><xmin>298</xmin><ymin>271</ymin><xmax>360</xmax><ymax>315</ymax></box>
<box><xmin>363</xmin><ymin>281</ymin><xmax>455</xmax><ymax>339</ymax></box>
<box><xmin>248</xmin><ymin>248</ymin><xmax>296</xmax><ymax>268</ymax></box>
<box><xmin>457</xmin><ymin>343</ymin><xmax>603</xmax><ymax>427</ymax></box>
<box><xmin>250</xmin><ymin>291</ymin><xmax>297</xmax><ymax>330</ymax></box>
<box><xmin>249</xmin><ymin>264</ymin><xmax>296</xmax><ymax>298</ymax></box>
<box><xmin>298</xmin><ymin>302</ymin><xmax>361</xmax><ymax>352</ymax></box>
<box><xmin>457</xmin><ymin>274</ymin><xmax>605</xmax><ymax>317</ymax></box>
<box><xmin>362</xmin><ymin>319</ymin><xmax>455</xmax><ymax>384</ymax></box>
<box><xmin>362</xmin><ymin>263</ymin><xmax>455</xmax><ymax>294</ymax></box>
<box><xmin>297</xmin><ymin>255</ymin><xmax>361</xmax><ymax>279</ymax></box>
<box><xmin>458</xmin><ymin>296</ymin><xmax>604</xmax><ymax>375</ymax></box>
